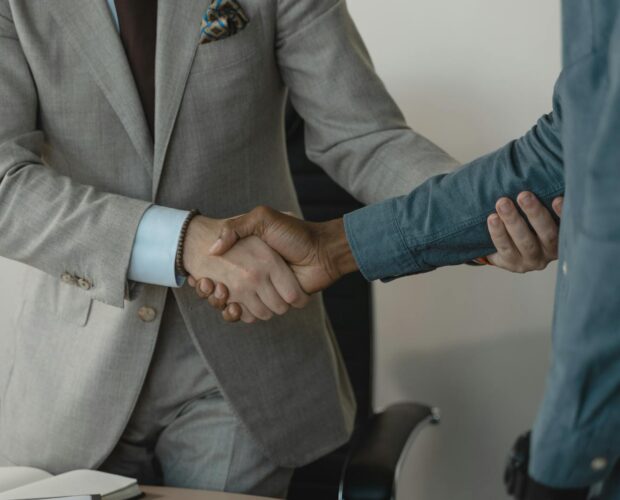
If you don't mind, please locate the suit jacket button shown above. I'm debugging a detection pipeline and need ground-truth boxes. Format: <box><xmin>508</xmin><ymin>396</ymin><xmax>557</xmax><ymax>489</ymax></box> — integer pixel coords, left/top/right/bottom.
<box><xmin>77</xmin><ymin>278</ymin><xmax>92</xmax><ymax>290</ymax></box>
<box><xmin>138</xmin><ymin>306</ymin><xmax>157</xmax><ymax>323</ymax></box>
<box><xmin>61</xmin><ymin>272</ymin><xmax>76</xmax><ymax>285</ymax></box>
<box><xmin>591</xmin><ymin>457</ymin><xmax>608</xmax><ymax>471</ymax></box>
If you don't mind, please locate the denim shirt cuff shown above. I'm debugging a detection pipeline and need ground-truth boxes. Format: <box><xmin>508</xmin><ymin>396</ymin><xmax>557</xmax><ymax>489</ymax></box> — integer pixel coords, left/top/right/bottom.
<box><xmin>343</xmin><ymin>198</ymin><xmax>419</xmax><ymax>282</ymax></box>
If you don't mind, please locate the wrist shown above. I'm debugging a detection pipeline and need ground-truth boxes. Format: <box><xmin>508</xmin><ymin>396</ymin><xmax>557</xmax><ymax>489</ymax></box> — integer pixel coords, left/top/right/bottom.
<box><xmin>182</xmin><ymin>215</ymin><xmax>222</xmax><ymax>277</ymax></box>
<box><xmin>317</xmin><ymin>218</ymin><xmax>358</xmax><ymax>282</ymax></box>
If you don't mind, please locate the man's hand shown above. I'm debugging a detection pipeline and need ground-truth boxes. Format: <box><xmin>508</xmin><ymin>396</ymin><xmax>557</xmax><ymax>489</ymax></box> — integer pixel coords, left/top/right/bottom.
<box><xmin>486</xmin><ymin>193</ymin><xmax>563</xmax><ymax>272</ymax></box>
<box><xmin>183</xmin><ymin>215</ymin><xmax>310</xmax><ymax>323</ymax></box>
<box><xmin>188</xmin><ymin>207</ymin><xmax>358</xmax><ymax>322</ymax></box>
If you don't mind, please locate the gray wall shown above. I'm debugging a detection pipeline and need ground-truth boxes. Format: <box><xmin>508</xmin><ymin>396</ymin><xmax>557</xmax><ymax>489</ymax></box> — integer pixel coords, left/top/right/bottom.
<box><xmin>0</xmin><ymin>1</ymin><xmax>561</xmax><ymax>499</ymax></box>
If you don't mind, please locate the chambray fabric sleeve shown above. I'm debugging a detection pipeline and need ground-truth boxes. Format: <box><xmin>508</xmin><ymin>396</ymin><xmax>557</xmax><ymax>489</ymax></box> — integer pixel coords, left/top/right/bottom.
<box><xmin>344</xmin><ymin>87</ymin><xmax>565</xmax><ymax>281</ymax></box>
<box><xmin>127</xmin><ymin>206</ymin><xmax>190</xmax><ymax>287</ymax></box>
<box><xmin>530</xmin><ymin>18</ymin><xmax>620</xmax><ymax>488</ymax></box>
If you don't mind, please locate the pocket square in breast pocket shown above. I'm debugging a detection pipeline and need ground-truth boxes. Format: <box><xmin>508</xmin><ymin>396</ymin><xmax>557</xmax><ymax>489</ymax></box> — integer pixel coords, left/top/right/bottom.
<box><xmin>200</xmin><ymin>0</ymin><xmax>250</xmax><ymax>45</ymax></box>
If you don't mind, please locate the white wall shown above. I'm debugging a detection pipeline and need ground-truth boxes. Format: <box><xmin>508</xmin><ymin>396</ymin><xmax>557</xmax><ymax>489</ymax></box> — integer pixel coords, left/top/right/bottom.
<box><xmin>344</xmin><ymin>1</ymin><xmax>562</xmax><ymax>499</ymax></box>
<box><xmin>0</xmin><ymin>2</ymin><xmax>561</xmax><ymax>498</ymax></box>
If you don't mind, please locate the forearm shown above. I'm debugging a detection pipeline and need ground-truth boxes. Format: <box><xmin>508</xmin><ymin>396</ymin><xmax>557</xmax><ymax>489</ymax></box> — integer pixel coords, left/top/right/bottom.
<box><xmin>0</xmin><ymin>136</ymin><xmax>151</xmax><ymax>307</ymax></box>
<box><xmin>344</xmin><ymin>108</ymin><xmax>565</xmax><ymax>280</ymax></box>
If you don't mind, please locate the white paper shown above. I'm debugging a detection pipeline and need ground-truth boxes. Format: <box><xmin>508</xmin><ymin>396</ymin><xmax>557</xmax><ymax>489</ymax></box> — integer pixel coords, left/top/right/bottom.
<box><xmin>0</xmin><ymin>468</ymin><xmax>52</xmax><ymax>494</ymax></box>
<box><xmin>0</xmin><ymin>470</ymin><xmax>137</xmax><ymax>500</ymax></box>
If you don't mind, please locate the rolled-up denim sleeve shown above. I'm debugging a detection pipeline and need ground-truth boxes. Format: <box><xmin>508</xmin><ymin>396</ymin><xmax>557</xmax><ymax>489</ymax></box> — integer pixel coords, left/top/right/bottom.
<box><xmin>344</xmin><ymin>198</ymin><xmax>418</xmax><ymax>281</ymax></box>
<box><xmin>344</xmin><ymin>88</ymin><xmax>566</xmax><ymax>281</ymax></box>
<box><xmin>128</xmin><ymin>205</ymin><xmax>190</xmax><ymax>287</ymax></box>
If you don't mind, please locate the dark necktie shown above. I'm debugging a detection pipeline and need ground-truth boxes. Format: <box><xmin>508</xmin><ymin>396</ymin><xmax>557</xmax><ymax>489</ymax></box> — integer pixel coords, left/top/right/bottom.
<box><xmin>114</xmin><ymin>0</ymin><xmax>158</xmax><ymax>139</ymax></box>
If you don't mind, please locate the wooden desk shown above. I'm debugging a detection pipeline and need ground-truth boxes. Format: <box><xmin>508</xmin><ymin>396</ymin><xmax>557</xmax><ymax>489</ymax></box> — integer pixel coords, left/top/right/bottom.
<box><xmin>141</xmin><ymin>485</ymin><xmax>281</xmax><ymax>500</ymax></box>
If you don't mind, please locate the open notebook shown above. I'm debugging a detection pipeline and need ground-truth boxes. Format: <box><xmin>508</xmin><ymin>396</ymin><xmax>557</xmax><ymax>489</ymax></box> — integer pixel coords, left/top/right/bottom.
<box><xmin>0</xmin><ymin>468</ymin><xmax>141</xmax><ymax>500</ymax></box>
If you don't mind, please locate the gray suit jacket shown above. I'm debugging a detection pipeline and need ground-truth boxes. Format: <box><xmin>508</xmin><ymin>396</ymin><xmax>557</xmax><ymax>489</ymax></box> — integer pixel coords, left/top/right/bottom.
<box><xmin>0</xmin><ymin>0</ymin><xmax>457</xmax><ymax>471</ymax></box>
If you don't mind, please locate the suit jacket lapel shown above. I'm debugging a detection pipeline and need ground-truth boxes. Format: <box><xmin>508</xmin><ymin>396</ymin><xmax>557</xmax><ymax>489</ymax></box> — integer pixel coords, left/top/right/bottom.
<box><xmin>49</xmin><ymin>0</ymin><xmax>154</xmax><ymax>176</ymax></box>
<box><xmin>152</xmin><ymin>0</ymin><xmax>208</xmax><ymax>198</ymax></box>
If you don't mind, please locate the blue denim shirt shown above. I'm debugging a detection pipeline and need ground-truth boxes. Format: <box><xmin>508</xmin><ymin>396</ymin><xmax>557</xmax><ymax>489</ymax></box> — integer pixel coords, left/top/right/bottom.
<box><xmin>345</xmin><ymin>0</ymin><xmax>620</xmax><ymax>491</ymax></box>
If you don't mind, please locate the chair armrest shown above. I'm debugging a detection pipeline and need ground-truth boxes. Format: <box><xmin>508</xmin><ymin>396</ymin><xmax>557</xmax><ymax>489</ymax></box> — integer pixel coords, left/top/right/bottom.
<box><xmin>340</xmin><ymin>402</ymin><xmax>440</xmax><ymax>500</ymax></box>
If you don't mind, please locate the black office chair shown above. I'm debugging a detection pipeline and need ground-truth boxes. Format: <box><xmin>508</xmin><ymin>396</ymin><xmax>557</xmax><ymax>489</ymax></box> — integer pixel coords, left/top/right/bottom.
<box><xmin>285</xmin><ymin>104</ymin><xmax>441</xmax><ymax>500</ymax></box>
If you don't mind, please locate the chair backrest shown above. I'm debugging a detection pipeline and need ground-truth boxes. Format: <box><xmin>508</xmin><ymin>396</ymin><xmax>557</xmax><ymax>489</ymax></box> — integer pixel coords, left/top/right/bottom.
<box><xmin>285</xmin><ymin>104</ymin><xmax>373</xmax><ymax>422</ymax></box>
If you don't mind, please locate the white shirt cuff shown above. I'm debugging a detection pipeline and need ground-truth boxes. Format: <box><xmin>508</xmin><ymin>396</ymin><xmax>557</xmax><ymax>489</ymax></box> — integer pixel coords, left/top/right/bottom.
<box><xmin>128</xmin><ymin>205</ymin><xmax>190</xmax><ymax>288</ymax></box>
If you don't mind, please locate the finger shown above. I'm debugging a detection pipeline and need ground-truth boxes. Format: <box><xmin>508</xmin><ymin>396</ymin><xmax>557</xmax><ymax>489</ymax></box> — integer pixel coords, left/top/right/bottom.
<box><xmin>487</xmin><ymin>213</ymin><xmax>521</xmax><ymax>266</ymax></box>
<box><xmin>210</xmin><ymin>206</ymin><xmax>278</xmax><ymax>256</ymax></box>
<box><xmin>256</xmin><ymin>279</ymin><xmax>290</xmax><ymax>316</ymax></box>
<box><xmin>496</xmin><ymin>198</ymin><xmax>543</xmax><ymax>261</ymax></box>
<box><xmin>517</xmin><ymin>192</ymin><xmax>559</xmax><ymax>258</ymax></box>
<box><xmin>239</xmin><ymin>304</ymin><xmax>258</xmax><ymax>324</ymax></box>
<box><xmin>207</xmin><ymin>282</ymin><xmax>229</xmax><ymax>310</ymax></box>
<box><xmin>209</xmin><ymin>214</ymin><xmax>258</xmax><ymax>255</ymax></box>
<box><xmin>243</xmin><ymin>292</ymin><xmax>273</xmax><ymax>321</ymax></box>
<box><xmin>222</xmin><ymin>303</ymin><xmax>243</xmax><ymax>323</ymax></box>
<box><xmin>552</xmin><ymin>197</ymin><xmax>564</xmax><ymax>217</ymax></box>
<box><xmin>194</xmin><ymin>277</ymin><xmax>215</xmax><ymax>299</ymax></box>
<box><xmin>270</xmin><ymin>262</ymin><xmax>310</xmax><ymax>309</ymax></box>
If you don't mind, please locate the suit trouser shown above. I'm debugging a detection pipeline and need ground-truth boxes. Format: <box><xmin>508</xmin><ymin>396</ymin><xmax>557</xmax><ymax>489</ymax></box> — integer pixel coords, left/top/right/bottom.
<box><xmin>99</xmin><ymin>291</ymin><xmax>293</xmax><ymax>497</ymax></box>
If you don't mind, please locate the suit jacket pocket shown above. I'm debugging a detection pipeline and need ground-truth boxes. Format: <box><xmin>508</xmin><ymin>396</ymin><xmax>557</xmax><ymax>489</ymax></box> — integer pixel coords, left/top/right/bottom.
<box><xmin>191</xmin><ymin>10</ymin><xmax>263</xmax><ymax>73</ymax></box>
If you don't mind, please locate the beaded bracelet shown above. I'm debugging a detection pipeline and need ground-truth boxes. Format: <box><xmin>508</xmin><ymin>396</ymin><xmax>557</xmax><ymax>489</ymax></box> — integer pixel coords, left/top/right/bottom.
<box><xmin>175</xmin><ymin>209</ymin><xmax>200</xmax><ymax>278</ymax></box>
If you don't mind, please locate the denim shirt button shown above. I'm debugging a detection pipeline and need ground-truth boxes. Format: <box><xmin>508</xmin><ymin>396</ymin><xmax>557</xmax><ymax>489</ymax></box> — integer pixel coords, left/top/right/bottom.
<box><xmin>591</xmin><ymin>457</ymin><xmax>608</xmax><ymax>471</ymax></box>
<box><xmin>562</xmin><ymin>261</ymin><xmax>568</xmax><ymax>276</ymax></box>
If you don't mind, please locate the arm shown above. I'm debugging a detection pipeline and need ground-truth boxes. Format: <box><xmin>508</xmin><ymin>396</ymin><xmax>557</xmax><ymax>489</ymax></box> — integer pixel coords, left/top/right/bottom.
<box><xmin>277</xmin><ymin>2</ymin><xmax>562</xmax><ymax>273</ymax></box>
<box><xmin>344</xmin><ymin>88</ymin><xmax>564</xmax><ymax>280</ymax></box>
<box><xmin>0</xmin><ymin>2</ymin><xmax>305</xmax><ymax>320</ymax></box>
<box><xmin>0</xmin><ymin>3</ymin><xmax>150</xmax><ymax>308</ymax></box>
<box><xmin>276</xmin><ymin>0</ymin><xmax>459</xmax><ymax>204</ymax></box>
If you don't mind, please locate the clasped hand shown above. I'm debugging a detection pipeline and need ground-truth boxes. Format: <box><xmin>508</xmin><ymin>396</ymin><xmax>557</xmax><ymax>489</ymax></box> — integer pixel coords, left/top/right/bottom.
<box><xmin>185</xmin><ymin>192</ymin><xmax>563</xmax><ymax>323</ymax></box>
<box><xmin>182</xmin><ymin>215</ymin><xmax>310</xmax><ymax>323</ymax></box>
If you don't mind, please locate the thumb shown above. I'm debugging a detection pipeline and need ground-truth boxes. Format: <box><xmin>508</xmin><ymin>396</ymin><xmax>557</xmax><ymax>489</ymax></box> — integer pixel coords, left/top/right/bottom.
<box><xmin>209</xmin><ymin>206</ymin><xmax>273</xmax><ymax>255</ymax></box>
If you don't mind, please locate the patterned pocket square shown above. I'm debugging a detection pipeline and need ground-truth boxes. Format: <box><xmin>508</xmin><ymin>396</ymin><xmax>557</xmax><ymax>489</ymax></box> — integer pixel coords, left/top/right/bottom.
<box><xmin>200</xmin><ymin>0</ymin><xmax>249</xmax><ymax>45</ymax></box>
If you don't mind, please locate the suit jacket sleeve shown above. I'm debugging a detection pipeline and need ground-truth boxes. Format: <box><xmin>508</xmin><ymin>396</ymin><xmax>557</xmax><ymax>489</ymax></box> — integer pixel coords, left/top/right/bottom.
<box><xmin>275</xmin><ymin>0</ymin><xmax>460</xmax><ymax>205</ymax></box>
<box><xmin>343</xmin><ymin>84</ymin><xmax>565</xmax><ymax>280</ymax></box>
<box><xmin>0</xmin><ymin>3</ymin><xmax>151</xmax><ymax>308</ymax></box>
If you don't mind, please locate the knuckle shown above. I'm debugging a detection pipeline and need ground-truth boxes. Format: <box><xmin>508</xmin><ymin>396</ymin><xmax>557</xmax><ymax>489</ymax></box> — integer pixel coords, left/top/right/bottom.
<box><xmin>246</xmin><ymin>269</ymin><xmax>262</xmax><ymax>284</ymax></box>
<box><xmin>284</xmin><ymin>290</ymin><xmax>300</xmax><ymax>305</ymax></box>
<box><xmin>228</xmin><ymin>282</ymin><xmax>241</xmax><ymax>295</ymax></box>
<box><xmin>521</xmin><ymin>241</ymin><xmax>539</xmax><ymax>255</ymax></box>
<box><xmin>209</xmin><ymin>298</ymin><xmax>224</xmax><ymax>310</ymax></box>
<box><xmin>254</xmin><ymin>205</ymin><xmax>272</xmax><ymax>218</ymax></box>
<box><xmin>221</xmin><ymin>220</ymin><xmax>234</xmax><ymax>234</ymax></box>
<box><xmin>545</xmin><ymin>234</ymin><xmax>559</xmax><ymax>249</ymax></box>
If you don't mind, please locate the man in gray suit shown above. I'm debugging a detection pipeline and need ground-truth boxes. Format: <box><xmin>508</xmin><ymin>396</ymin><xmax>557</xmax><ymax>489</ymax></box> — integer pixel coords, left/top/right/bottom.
<box><xmin>0</xmin><ymin>0</ymin><xmax>560</xmax><ymax>496</ymax></box>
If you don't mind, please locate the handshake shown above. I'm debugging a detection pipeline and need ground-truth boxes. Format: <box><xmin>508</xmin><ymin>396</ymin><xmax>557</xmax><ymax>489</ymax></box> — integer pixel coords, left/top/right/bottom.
<box><xmin>183</xmin><ymin>191</ymin><xmax>562</xmax><ymax>324</ymax></box>
<box><xmin>182</xmin><ymin>206</ymin><xmax>355</xmax><ymax>323</ymax></box>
